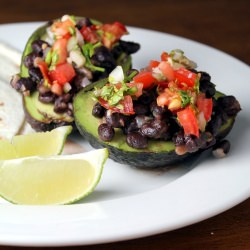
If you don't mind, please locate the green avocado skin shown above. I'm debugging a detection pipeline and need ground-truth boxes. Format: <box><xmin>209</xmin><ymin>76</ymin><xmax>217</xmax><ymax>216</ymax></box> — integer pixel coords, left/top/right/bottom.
<box><xmin>73</xmin><ymin>89</ymin><xmax>235</xmax><ymax>168</ymax></box>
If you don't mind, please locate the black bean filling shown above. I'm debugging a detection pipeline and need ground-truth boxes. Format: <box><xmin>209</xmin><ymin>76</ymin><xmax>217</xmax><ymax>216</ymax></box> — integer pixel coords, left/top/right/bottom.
<box><xmin>94</xmin><ymin>72</ymin><xmax>241</xmax><ymax>153</ymax></box>
<box><xmin>11</xmin><ymin>17</ymin><xmax>140</xmax><ymax>117</ymax></box>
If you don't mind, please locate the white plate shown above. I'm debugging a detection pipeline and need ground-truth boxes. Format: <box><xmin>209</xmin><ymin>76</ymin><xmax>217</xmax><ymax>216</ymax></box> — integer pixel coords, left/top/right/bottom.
<box><xmin>0</xmin><ymin>22</ymin><xmax>249</xmax><ymax>247</ymax></box>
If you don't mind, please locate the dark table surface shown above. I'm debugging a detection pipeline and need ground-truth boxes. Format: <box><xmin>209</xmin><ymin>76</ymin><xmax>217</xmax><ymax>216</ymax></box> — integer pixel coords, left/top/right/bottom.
<box><xmin>0</xmin><ymin>0</ymin><xmax>249</xmax><ymax>249</ymax></box>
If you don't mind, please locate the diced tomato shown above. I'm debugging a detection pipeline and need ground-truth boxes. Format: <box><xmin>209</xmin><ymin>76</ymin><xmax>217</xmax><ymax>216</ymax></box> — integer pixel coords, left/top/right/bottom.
<box><xmin>161</xmin><ymin>52</ymin><xmax>169</xmax><ymax>61</ymax></box>
<box><xmin>133</xmin><ymin>71</ymin><xmax>155</xmax><ymax>89</ymax></box>
<box><xmin>99</xmin><ymin>95</ymin><xmax>134</xmax><ymax>115</ymax></box>
<box><xmin>51</xmin><ymin>82</ymin><xmax>63</xmax><ymax>96</ymax></box>
<box><xmin>157</xmin><ymin>92</ymin><xmax>169</xmax><ymax>107</ymax></box>
<box><xmin>121</xmin><ymin>95</ymin><xmax>135</xmax><ymax>114</ymax></box>
<box><xmin>101</xmin><ymin>22</ymin><xmax>127</xmax><ymax>39</ymax></box>
<box><xmin>51</xmin><ymin>18</ymin><xmax>75</xmax><ymax>38</ymax></box>
<box><xmin>157</xmin><ymin>81</ymin><xmax>169</xmax><ymax>89</ymax></box>
<box><xmin>158</xmin><ymin>61</ymin><xmax>175</xmax><ymax>81</ymax></box>
<box><xmin>80</xmin><ymin>25</ymin><xmax>99</xmax><ymax>44</ymax></box>
<box><xmin>177</xmin><ymin>106</ymin><xmax>199</xmax><ymax>137</ymax></box>
<box><xmin>157</xmin><ymin>88</ymin><xmax>182</xmax><ymax>111</ymax></box>
<box><xmin>127</xmin><ymin>82</ymin><xmax>143</xmax><ymax>97</ymax></box>
<box><xmin>101</xmin><ymin>22</ymin><xmax>128</xmax><ymax>48</ymax></box>
<box><xmin>197</xmin><ymin>93</ymin><xmax>213</xmax><ymax>121</ymax></box>
<box><xmin>148</xmin><ymin>60</ymin><xmax>160</xmax><ymax>69</ymax></box>
<box><xmin>49</xmin><ymin>63</ymin><xmax>76</xmax><ymax>85</ymax></box>
<box><xmin>174</xmin><ymin>68</ymin><xmax>197</xmax><ymax>88</ymax></box>
<box><xmin>36</xmin><ymin>60</ymin><xmax>50</xmax><ymax>84</ymax></box>
<box><xmin>52</xmin><ymin>38</ymin><xmax>68</xmax><ymax>65</ymax></box>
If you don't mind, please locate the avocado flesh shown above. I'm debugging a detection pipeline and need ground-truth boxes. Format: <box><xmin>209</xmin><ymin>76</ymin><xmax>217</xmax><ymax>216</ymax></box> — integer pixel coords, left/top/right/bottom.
<box><xmin>73</xmin><ymin>90</ymin><xmax>235</xmax><ymax>168</ymax></box>
<box><xmin>20</xmin><ymin>17</ymin><xmax>133</xmax><ymax>131</ymax></box>
<box><xmin>23</xmin><ymin>92</ymin><xmax>73</xmax><ymax>123</ymax></box>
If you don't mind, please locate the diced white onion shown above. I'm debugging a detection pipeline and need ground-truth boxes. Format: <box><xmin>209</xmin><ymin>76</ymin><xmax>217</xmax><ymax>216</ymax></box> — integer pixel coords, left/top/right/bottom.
<box><xmin>76</xmin><ymin>29</ymin><xmax>84</xmax><ymax>46</ymax></box>
<box><xmin>68</xmin><ymin>50</ymin><xmax>86</xmax><ymax>68</ymax></box>
<box><xmin>63</xmin><ymin>82</ymin><xmax>72</xmax><ymax>93</ymax></box>
<box><xmin>67</xmin><ymin>36</ymin><xmax>78</xmax><ymax>51</ymax></box>
<box><xmin>108</xmin><ymin>66</ymin><xmax>124</xmax><ymax>84</ymax></box>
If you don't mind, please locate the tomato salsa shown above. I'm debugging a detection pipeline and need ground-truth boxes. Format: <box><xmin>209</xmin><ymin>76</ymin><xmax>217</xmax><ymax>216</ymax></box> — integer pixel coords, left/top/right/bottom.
<box><xmin>92</xmin><ymin>50</ymin><xmax>241</xmax><ymax>155</ymax></box>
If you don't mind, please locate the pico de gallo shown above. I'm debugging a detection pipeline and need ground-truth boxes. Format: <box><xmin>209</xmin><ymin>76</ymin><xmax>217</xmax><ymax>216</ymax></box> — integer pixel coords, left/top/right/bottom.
<box><xmin>11</xmin><ymin>15</ymin><xmax>140</xmax><ymax>115</ymax></box>
<box><xmin>92</xmin><ymin>50</ymin><xmax>241</xmax><ymax>155</ymax></box>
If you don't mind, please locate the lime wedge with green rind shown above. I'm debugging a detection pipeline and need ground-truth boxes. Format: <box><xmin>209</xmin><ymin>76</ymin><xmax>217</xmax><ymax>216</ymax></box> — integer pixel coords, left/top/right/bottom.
<box><xmin>0</xmin><ymin>148</ymin><xmax>108</xmax><ymax>205</ymax></box>
<box><xmin>0</xmin><ymin>125</ymin><xmax>72</xmax><ymax>160</ymax></box>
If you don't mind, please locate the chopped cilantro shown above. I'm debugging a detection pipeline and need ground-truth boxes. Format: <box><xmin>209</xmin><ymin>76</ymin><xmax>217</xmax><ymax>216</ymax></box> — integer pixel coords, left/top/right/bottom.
<box><xmin>179</xmin><ymin>90</ymin><xmax>191</xmax><ymax>108</ymax></box>
<box><xmin>82</xmin><ymin>42</ymin><xmax>105</xmax><ymax>72</ymax></box>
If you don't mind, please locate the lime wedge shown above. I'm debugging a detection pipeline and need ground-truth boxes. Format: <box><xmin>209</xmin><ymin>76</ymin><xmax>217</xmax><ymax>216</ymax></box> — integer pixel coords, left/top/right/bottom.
<box><xmin>0</xmin><ymin>126</ymin><xmax>72</xmax><ymax>160</ymax></box>
<box><xmin>0</xmin><ymin>148</ymin><xmax>108</xmax><ymax>205</ymax></box>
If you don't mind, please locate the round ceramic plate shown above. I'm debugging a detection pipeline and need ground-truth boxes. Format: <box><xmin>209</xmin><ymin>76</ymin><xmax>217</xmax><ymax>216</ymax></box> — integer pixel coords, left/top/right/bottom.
<box><xmin>0</xmin><ymin>22</ymin><xmax>249</xmax><ymax>247</ymax></box>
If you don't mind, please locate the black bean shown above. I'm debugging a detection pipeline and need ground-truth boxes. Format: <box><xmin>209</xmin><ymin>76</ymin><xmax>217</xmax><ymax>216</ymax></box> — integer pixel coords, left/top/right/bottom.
<box><xmin>138</xmin><ymin>90</ymin><xmax>155</xmax><ymax>105</ymax></box>
<box><xmin>140</xmin><ymin>119</ymin><xmax>168</xmax><ymax>139</ymax></box>
<box><xmin>212</xmin><ymin>139</ymin><xmax>230</xmax><ymax>158</ymax></box>
<box><xmin>199</xmin><ymin>71</ymin><xmax>211</xmax><ymax>82</ymax></box>
<box><xmin>135</xmin><ymin>115</ymin><xmax>152</xmax><ymax>128</ymax></box>
<box><xmin>126</xmin><ymin>132</ymin><xmax>148</xmax><ymax>149</ymax></box>
<box><xmin>123</xmin><ymin>119</ymin><xmax>138</xmax><ymax>134</ymax></box>
<box><xmin>60</xmin><ymin>93</ymin><xmax>72</xmax><ymax>103</ymax></box>
<box><xmin>24</xmin><ymin>52</ymin><xmax>37</xmax><ymax>68</ymax></box>
<box><xmin>198</xmin><ymin>71</ymin><xmax>216</xmax><ymax>98</ymax></box>
<box><xmin>39</xmin><ymin>92</ymin><xmax>56</xmax><ymax>103</ymax></box>
<box><xmin>206</xmin><ymin>114</ymin><xmax>223</xmax><ymax>136</ymax></box>
<box><xmin>105</xmin><ymin>111</ymin><xmax>128</xmax><ymax>128</ymax></box>
<box><xmin>28</xmin><ymin>67</ymin><xmax>43</xmax><ymax>82</ymax></box>
<box><xmin>31</xmin><ymin>40</ymin><xmax>49</xmax><ymax>56</ymax></box>
<box><xmin>98</xmin><ymin>123</ymin><xmax>115</xmax><ymax>142</ymax></box>
<box><xmin>38</xmin><ymin>84</ymin><xmax>51</xmax><ymax>95</ymax></box>
<box><xmin>54</xmin><ymin>98</ymin><xmax>68</xmax><ymax>113</ymax></box>
<box><xmin>91</xmin><ymin>46</ymin><xmax>116</xmax><ymax>70</ymax></box>
<box><xmin>150</xmin><ymin>101</ymin><xmax>167</xmax><ymax>119</ymax></box>
<box><xmin>92</xmin><ymin>102</ymin><xmax>105</xmax><ymax>118</ymax></box>
<box><xmin>199</xmin><ymin>81</ymin><xmax>216</xmax><ymax>98</ymax></box>
<box><xmin>73</xmin><ymin>74</ymin><xmax>91</xmax><ymax>90</ymax></box>
<box><xmin>112</xmin><ymin>40</ymin><xmax>140</xmax><ymax>56</ymax></box>
<box><xmin>184</xmin><ymin>135</ymin><xmax>200</xmax><ymax>153</ymax></box>
<box><xmin>10</xmin><ymin>74</ymin><xmax>21</xmax><ymax>91</ymax></box>
<box><xmin>173</xmin><ymin>131</ymin><xmax>185</xmax><ymax>147</ymax></box>
<box><xmin>14</xmin><ymin>77</ymin><xmax>36</xmax><ymax>92</ymax></box>
<box><xmin>217</xmin><ymin>96</ymin><xmax>241</xmax><ymax>116</ymax></box>
<box><xmin>134</xmin><ymin>103</ymin><xmax>149</xmax><ymax>115</ymax></box>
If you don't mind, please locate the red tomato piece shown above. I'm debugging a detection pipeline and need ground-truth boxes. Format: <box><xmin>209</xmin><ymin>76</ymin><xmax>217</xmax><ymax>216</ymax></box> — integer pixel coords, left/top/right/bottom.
<box><xmin>197</xmin><ymin>93</ymin><xmax>213</xmax><ymax>121</ymax></box>
<box><xmin>161</xmin><ymin>51</ymin><xmax>169</xmax><ymax>61</ymax></box>
<box><xmin>177</xmin><ymin>106</ymin><xmax>199</xmax><ymax>137</ymax></box>
<box><xmin>127</xmin><ymin>82</ymin><xmax>143</xmax><ymax>97</ymax></box>
<box><xmin>174</xmin><ymin>68</ymin><xmax>197</xmax><ymax>88</ymax></box>
<box><xmin>157</xmin><ymin>92</ymin><xmax>169</xmax><ymax>107</ymax></box>
<box><xmin>101</xmin><ymin>22</ymin><xmax>128</xmax><ymax>48</ymax></box>
<box><xmin>51</xmin><ymin>82</ymin><xmax>63</xmax><ymax>96</ymax></box>
<box><xmin>36</xmin><ymin>60</ymin><xmax>50</xmax><ymax>84</ymax></box>
<box><xmin>52</xmin><ymin>38</ymin><xmax>68</xmax><ymax>65</ymax></box>
<box><xmin>51</xmin><ymin>19</ymin><xmax>75</xmax><ymax>38</ymax></box>
<box><xmin>158</xmin><ymin>61</ymin><xmax>175</xmax><ymax>81</ymax></box>
<box><xmin>49</xmin><ymin>63</ymin><xmax>76</xmax><ymax>85</ymax></box>
<box><xmin>133</xmin><ymin>71</ymin><xmax>156</xmax><ymax>89</ymax></box>
<box><xmin>80</xmin><ymin>25</ymin><xmax>99</xmax><ymax>44</ymax></box>
<box><xmin>148</xmin><ymin>60</ymin><xmax>160</xmax><ymax>69</ymax></box>
<box><xmin>99</xmin><ymin>95</ymin><xmax>134</xmax><ymax>115</ymax></box>
<box><xmin>102</xmin><ymin>22</ymin><xmax>127</xmax><ymax>39</ymax></box>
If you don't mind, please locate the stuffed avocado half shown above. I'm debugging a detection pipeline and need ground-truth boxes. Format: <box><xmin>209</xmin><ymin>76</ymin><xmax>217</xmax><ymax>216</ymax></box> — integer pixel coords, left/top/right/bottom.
<box><xmin>11</xmin><ymin>15</ymin><xmax>140</xmax><ymax>131</ymax></box>
<box><xmin>73</xmin><ymin>50</ymin><xmax>241</xmax><ymax>168</ymax></box>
